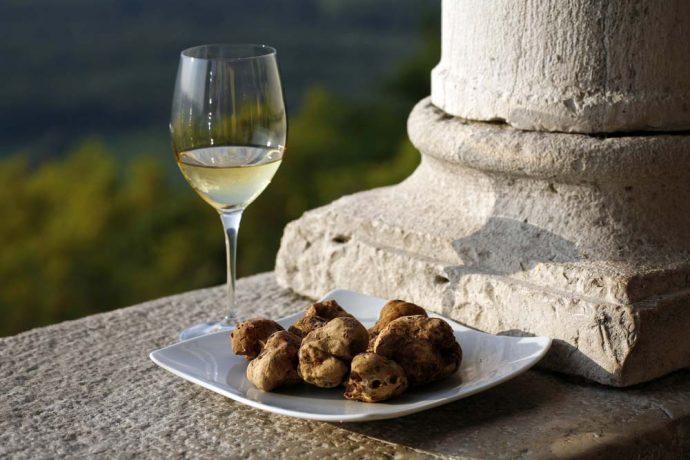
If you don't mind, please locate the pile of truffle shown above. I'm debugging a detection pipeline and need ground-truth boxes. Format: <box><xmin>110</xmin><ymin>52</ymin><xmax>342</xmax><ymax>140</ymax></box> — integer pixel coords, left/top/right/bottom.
<box><xmin>231</xmin><ymin>299</ymin><xmax>462</xmax><ymax>403</ymax></box>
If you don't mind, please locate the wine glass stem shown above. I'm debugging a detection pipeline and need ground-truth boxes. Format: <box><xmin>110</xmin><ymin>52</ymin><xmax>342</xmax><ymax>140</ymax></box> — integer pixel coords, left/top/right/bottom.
<box><xmin>220</xmin><ymin>209</ymin><xmax>243</xmax><ymax>327</ymax></box>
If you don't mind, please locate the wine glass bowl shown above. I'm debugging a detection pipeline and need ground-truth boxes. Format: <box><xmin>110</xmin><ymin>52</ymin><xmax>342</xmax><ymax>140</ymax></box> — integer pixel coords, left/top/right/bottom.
<box><xmin>170</xmin><ymin>44</ymin><xmax>286</xmax><ymax>341</ymax></box>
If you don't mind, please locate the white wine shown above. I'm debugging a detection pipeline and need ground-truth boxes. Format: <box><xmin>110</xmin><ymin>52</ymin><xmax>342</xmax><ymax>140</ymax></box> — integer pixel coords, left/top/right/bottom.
<box><xmin>176</xmin><ymin>145</ymin><xmax>283</xmax><ymax>210</ymax></box>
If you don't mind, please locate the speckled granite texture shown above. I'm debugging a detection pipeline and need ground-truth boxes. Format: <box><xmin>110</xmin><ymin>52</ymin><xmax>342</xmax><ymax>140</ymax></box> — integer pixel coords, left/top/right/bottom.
<box><xmin>2</xmin><ymin>272</ymin><xmax>689</xmax><ymax>459</ymax></box>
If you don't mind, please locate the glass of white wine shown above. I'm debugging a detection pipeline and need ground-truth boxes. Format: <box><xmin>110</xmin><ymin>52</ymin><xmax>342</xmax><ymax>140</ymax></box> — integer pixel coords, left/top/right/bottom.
<box><xmin>170</xmin><ymin>44</ymin><xmax>286</xmax><ymax>341</ymax></box>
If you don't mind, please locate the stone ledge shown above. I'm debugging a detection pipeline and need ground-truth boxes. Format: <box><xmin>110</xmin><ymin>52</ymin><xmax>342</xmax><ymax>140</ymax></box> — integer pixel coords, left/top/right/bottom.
<box><xmin>1</xmin><ymin>272</ymin><xmax>690</xmax><ymax>458</ymax></box>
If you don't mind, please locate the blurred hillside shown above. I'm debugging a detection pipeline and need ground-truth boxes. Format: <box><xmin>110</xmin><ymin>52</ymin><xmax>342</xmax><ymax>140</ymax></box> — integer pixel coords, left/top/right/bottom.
<box><xmin>0</xmin><ymin>0</ymin><xmax>439</xmax><ymax>336</ymax></box>
<box><xmin>0</xmin><ymin>0</ymin><xmax>435</xmax><ymax>159</ymax></box>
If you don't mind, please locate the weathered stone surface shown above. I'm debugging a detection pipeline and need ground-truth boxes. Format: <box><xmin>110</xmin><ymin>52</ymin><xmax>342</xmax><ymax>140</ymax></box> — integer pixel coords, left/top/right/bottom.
<box><xmin>276</xmin><ymin>99</ymin><xmax>690</xmax><ymax>386</ymax></box>
<box><xmin>431</xmin><ymin>0</ymin><xmax>690</xmax><ymax>133</ymax></box>
<box><xmin>0</xmin><ymin>274</ymin><xmax>426</xmax><ymax>459</ymax></box>
<box><xmin>3</xmin><ymin>272</ymin><xmax>690</xmax><ymax>459</ymax></box>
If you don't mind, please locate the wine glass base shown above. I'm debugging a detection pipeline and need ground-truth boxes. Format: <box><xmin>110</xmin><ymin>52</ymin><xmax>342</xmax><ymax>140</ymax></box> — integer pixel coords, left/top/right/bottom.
<box><xmin>179</xmin><ymin>320</ymin><xmax>234</xmax><ymax>341</ymax></box>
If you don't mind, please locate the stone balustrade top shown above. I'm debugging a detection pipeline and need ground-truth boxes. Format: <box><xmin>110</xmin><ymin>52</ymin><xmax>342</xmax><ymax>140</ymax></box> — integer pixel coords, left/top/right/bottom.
<box><xmin>2</xmin><ymin>272</ymin><xmax>689</xmax><ymax>459</ymax></box>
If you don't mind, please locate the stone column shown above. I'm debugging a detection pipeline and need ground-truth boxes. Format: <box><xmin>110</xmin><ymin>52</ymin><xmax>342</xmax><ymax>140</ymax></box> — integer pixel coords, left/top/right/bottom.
<box><xmin>276</xmin><ymin>0</ymin><xmax>690</xmax><ymax>386</ymax></box>
<box><xmin>432</xmin><ymin>0</ymin><xmax>690</xmax><ymax>133</ymax></box>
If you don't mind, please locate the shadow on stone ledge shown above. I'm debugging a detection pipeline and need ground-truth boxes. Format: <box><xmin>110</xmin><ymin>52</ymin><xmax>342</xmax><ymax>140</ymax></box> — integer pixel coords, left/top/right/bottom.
<box><xmin>335</xmin><ymin>371</ymin><xmax>568</xmax><ymax>458</ymax></box>
<box><xmin>335</xmin><ymin>368</ymin><xmax>690</xmax><ymax>458</ymax></box>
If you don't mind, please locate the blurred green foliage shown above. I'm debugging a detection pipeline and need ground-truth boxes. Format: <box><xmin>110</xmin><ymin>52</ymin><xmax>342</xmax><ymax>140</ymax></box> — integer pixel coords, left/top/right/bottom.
<box><xmin>0</xmin><ymin>15</ymin><xmax>439</xmax><ymax>337</ymax></box>
<box><xmin>0</xmin><ymin>141</ymin><xmax>223</xmax><ymax>334</ymax></box>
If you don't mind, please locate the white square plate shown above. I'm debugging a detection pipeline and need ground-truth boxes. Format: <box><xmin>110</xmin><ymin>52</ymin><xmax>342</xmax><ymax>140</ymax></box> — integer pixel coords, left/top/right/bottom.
<box><xmin>150</xmin><ymin>289</ymin><xmax>551</xmax><ymax>422</ymax></box>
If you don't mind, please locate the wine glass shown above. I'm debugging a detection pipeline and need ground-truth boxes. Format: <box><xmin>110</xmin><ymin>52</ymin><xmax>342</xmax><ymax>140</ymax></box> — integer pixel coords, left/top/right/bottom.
<box><xmin>170</xmin><ymin>44</ymin><xmax>286</xmax><ymax>341</ymax></box>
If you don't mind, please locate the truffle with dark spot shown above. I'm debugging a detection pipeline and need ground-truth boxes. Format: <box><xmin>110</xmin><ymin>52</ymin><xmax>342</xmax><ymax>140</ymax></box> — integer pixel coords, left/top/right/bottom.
<box><xmin>344</xmin><ymin>353</ymin><xmax>408</xmax><ymax>402</ymax></box>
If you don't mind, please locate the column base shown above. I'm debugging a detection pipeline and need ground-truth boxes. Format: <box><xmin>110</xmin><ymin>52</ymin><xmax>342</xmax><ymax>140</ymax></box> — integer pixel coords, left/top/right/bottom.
<box><xmin>276</xmin><ymin>99</ymin><xmax>690</xmax><ymax>386</ymax></box>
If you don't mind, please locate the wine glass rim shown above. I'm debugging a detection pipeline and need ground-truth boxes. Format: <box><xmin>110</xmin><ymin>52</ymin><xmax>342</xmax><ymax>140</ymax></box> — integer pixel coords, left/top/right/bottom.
<box><xmin>181</xmin><ymin>44</ymin><xmax>277</xmax><ymax>61</ymax></box>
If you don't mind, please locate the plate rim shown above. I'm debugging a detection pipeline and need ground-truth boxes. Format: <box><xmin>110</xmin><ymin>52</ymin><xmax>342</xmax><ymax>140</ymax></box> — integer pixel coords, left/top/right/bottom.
<box><xmin>150</xmin><ymin>289</ymin><xmax>552</xmax><ymax>422</ymax></box>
